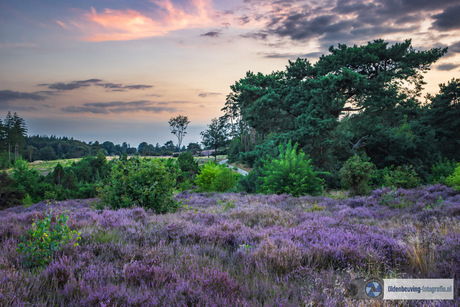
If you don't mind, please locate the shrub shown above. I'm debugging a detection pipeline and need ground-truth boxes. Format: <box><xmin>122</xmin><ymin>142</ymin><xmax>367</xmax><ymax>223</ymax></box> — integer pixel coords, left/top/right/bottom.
<box><xmin>340</xmin><ymin>155</ymin><xmax>375</xmax><ymax>196</ymax></box>
<box><xmin>0</xmin><ymin>171</ymin><xmax>25</xmax><ymax>209</ymax></box>
<box><xmin>98</xmin><ymin>157</ymin><xmax>178</xmax><ymax>213</ymax></box>
<box><xmin>196</xmin><ymin>162</ymin><xmax>240</xmax><ymax>192</ymax></box>
<box><xmin>195</xmin><ymin>162</ymin><xmax>221</xmax><ymax>192</ymax></box>
<box><xmin>258</xmin><ymin>141</ymin><xmax>326</xmax><ymax>196</ymax></box>
<box><xmin>429</xmin><ymin>158</ymin><xmax>457</xmax><ymax>185</ymax></box>
<box><xmin>177</xmin><ymin>152</ymin><xmax>199</xmax><ymax>174</ymax></box>
<box><xmin>446</xmin><ymin>163</ymin><xmax>460</xmax><ymax>191</ymax></box>
<box><xmin>17</xmin><ymin>209</ymin><xmax>81</xmax><ymax>268</ymax></box>
<box><xmin>383</xmin><ymin>165</ymin><xmax>421</xmax><ymax>189</ymax></box>
<box><xmin>212</xmin><ymin>168</ymin><xmax>241</xmax><ymax>192</ymax></box>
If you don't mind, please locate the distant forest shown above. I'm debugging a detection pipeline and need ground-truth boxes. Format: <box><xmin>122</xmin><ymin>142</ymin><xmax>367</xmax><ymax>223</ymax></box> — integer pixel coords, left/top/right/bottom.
<box><xmin>0</xmin><ymin>111</ymin><xmax>203</xmax><ymax>168</ymax></box>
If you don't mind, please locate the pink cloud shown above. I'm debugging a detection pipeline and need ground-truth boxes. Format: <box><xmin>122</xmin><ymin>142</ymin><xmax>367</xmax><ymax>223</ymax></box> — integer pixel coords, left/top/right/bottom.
<box><xmin>77</xmin><ymin>0</ymin><xmax>216</xmax><ymax>41</ymax></box>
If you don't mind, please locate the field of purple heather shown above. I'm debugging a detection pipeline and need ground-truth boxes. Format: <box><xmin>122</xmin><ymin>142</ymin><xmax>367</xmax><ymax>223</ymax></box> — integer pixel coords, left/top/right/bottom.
<box><xmin>1</xmin><ymin>185</ymin><xmax>459</xmax><ymax>306</ymax></box>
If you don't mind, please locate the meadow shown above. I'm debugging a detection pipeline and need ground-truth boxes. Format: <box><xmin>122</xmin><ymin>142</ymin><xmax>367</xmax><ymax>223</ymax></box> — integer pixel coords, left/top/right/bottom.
<box><xmin>1</xmin><ymin>184</ymin><xmax>458</xmax><ymax>306</ymax></box>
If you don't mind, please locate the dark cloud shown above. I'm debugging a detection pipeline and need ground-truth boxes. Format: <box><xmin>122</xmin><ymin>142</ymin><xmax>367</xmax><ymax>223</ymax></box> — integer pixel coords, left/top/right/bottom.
<box><xmin>40</xmin><ymin>79</ymin><xmax>102</xmax><ymax>91</ymax></box>
<box><xmin>84</xmin><ymin>100</ymin><xmax>151</xmax><ymax>108</ymax></box>
<box><xmin>449</xmin><ymin>41</ymin><xmax>460</xmax><ymax>53</ymax></box>
<box><xmin>198</xmin><ymin>92</ymin><xmax>222</xmax><ymax>98</ymax></box>
<box><xmin>95</xmin><ymin>83</ymin><xmax>123</xmax><ymax>89</ymax></box>
<box><xmin>201</xmin><ymin>30</ymin><xmax>221</xmax><ymax>37</ymax></box>
<box><xmin>239</xmin><ymin>16</ymin><xmax>250</xmax><ymax>25</ymax></box>
<box><xmin>39</xmin><ymin>79</ymin><xmax>152</xmax><ymax>92</ymax></box>
<box><xmin>61</xmin><ymin>100</ymin><xmax>177</xmax><ymax>114</ymax></box>
<box><xmin>61</xmin><ymin>106</ymin><xmax>109</xmax><ymax>114</ymax></box>
<box><xmin>241</xmin><ymin>0</ymin><xmax>460</xmax><ymax>51</ymax></box>
<box><xmin>123</xmin><ymin>84</ymin><xmax>153</xmax><ymax>90</ymax></box>
<box><xmin>0</xmin><ymin>90</ymin><xmax>46</xmax><ymax>102</ymax></box>
<box><xmin>437</xmin><ymin>63</ymin><xmax>460</xmax><ymax>71</ymax></box>
<box><xmin>432</xmin><ymin>5</ymin><xmax>460</xmax><ymax>30</ymax></box>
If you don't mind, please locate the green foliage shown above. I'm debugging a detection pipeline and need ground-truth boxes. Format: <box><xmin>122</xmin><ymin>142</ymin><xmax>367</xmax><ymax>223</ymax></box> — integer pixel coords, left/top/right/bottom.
<box><xmin>383</xmin><ymin>165</ymin><xmax>421</xmax><ymax>189</ymax></box>
<box><xmin>177</xmin><ymin>151</ymin><xmax>199</xmax><ymax>174</ymax></box>
<box><xmin>195</xmin><ymin>162</ymin><xmax>240</xmax><ymax>192</ymax></box>
<box><xmin>98</xmin><ymin>157</ymin><xmax>178</xmax><ymax>213</ymax></box>
<box><xmin>195</xmin><ymin>162</ymin><xmax>221</xmax><ymax>192</ymax></box>
<box><xmin>446</xmin><ymin>163</ymin><xmax>460</xmax><ymax>191</ymax></box>
<box><xmin>258</xmin><ymin>142</ymin><xmax>326</xmax><ymax>196</ymax></box>
<box><xmin>212</xmin><ymin>168</ymin><xmax>241</xmax><ymax>192</ymax></box>
<box><xmin>17</xmin><ymin>209</ymin><xmax>81</xmax><ymax>268</ymax></box>
<box><xmin>429</xmin><ymin>158</ymin><xmax>457</xmax><ymax>185</ymax></box>
<box><xmin>23</xmin><ymin>194</ymin><xmax>34</xmax><ymax>207</ymax></box>
<box><xmin>340</xmin><ymin>155</ymin><xmax>376</xmax><ymax>195</ymax></box>
<box><xmin>237</xmin><ymin>167</ymin><xmax>261</xmax><ymax>194</ymax></box>
<box><xmin>0</xmin><ymin>172</ymin><xmax>25</xmax><ymax>209</ymax></box>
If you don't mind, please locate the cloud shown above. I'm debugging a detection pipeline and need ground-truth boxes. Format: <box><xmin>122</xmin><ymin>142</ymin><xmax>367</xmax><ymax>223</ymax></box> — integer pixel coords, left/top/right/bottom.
<box><xmin>0</xmin><ymin>90</ymin><xmax>46</xmax><ymax>102</ymax></box>
<box><xmin>67</xmin><ymin>0</ymin><xmax>216</xmax><ymax>42</ymax></box>
<box><xmin>95</xmin><ymin>83</ymin><xmax>153</xmax><ymax>91</ymax></box>
<box><xmin>61</xmin><ymin>106</ymin><xmax>110</xmax><ymax>114</ymax></box>
<box><xmin>40</xmin><ymin>79</ymin><xmax>102</xmax><ymax>91</ymax></box>
<box><xmin>449</xmin><ymin>41</ymin><xmax>460</xmax><ymax>53</ymax></box>
<box><xmin>61</xmin><ymin>100</ymin><xmax>177</xmax><ymax>114</ymax></box>
<box><xmin>198</xmin><ymin>92</ymin><xmax>221</xmax><ymax>98</ymax></box>
<box><xmin>437</xmin><ymin>63</ymin><xmax>460</xmax><ymax>71</ymax></box>
<box><xmin>201</xmin><ymin>30</ymin><xmax>221</xmax><ymax>37</ymax></box>
<box><xmin>431</xmin><ymin>4</ymin><xmax>460</xmax><ymax>30</ymax></box>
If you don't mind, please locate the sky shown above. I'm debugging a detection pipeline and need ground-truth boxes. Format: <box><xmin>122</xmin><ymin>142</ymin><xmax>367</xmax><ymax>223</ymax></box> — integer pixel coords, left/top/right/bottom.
<box><xmin>1</xmin><ymin>0</ymin><xmax>460</xmax><ymax>148</ymax></box>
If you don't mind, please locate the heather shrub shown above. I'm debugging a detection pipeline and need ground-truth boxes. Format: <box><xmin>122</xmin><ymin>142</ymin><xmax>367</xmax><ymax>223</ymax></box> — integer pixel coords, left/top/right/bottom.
<box><xmin>383</xmin><ymin>165</ymin><xmax>421</xmax><ymax>189</ymax></box>
<box><xmin>446</xmin><ymin>163</ymin><xmax>460</xmax><ymax>191</ymax></box>
<box><xmin>98</xmin><ymin>157</ymin><xmax>178</xmax><ymax>214</ymax></box>
<box><xmin>339</xmin><ymin>154</ymin><xmax>375</xmax><ymax>195</ymax></box>
<box><xmin>17</xmin><ymin>209</ymin><xmax>81</xmax><ymax>268</ymax></box>
<box><xmin>258</xmin><ymin>141</ymin><xmax>326</xmax><ymax>196</ymax></box>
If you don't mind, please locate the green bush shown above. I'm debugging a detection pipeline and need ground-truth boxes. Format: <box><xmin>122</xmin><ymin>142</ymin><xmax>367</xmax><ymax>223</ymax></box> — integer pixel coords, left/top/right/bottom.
<box><xmin>212</xmin><ymin>167</ymin><xmax>241</xmax><ymax>192</ymax></box>
<box><xmin>98</xmin><ymin>157</ymin><xmax>178</xmax><ymax>213</ymax></box>
<box><xmin>195</xmin><ymin>162</ymin><xmax>240</xmax><ymax>192</ymax></box>
<box><xmin>0</xmin><ymin>172</ymin><xmax>25</xmax><ymax>209</ymax></box>
<box><xmin>383</xmin><ymin>165</ymin><xmax>421</xmax><ymax>189</ymax></box>
<box><xmin>17</xmin><ymin>209</ymin><xmax>81</xmax><ymax>268</ymax></box>
<box><xmin>446</xmin><ymin>163</ymin><xmax>460</xmax><ymax>191</ymax></box>
<box><xmin>195</xmin><ymin>162</ymin><xmax>221</xmax><ymax>192</ymax></box>
<box><xmin>340</xmin><ymin>155</ymin><xmax>376</xmax><ymax>196</ymax></box>
<box><xmin>177</xmin><ymin>152</ymin><xmax>199</xmax><ymax>174</ymax></box>
<box><xmin>429</xmin><ymin>158</ymin><xmax>457</xmax><ymax>185</ymax></box>
<box><xmin>258</xmin><ymin>141</ymin><xmax>326</xmax><ymax>196</ymax></box>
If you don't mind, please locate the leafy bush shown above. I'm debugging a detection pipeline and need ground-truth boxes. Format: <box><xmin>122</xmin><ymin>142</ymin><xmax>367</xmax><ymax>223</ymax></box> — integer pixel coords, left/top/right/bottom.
<box><xmin>177</xmin><ymin>152</ymin><xmax>199</xmax><ymax>174</ymax></box>
<box><xmin>17</xmin><ymin>209</ymin><xmax>81</xmax><ymax>268</ymax></box>
<box><xmin>258</xmin><ymin>141</ymin><xmax>326</xmax><ymax>196</ymax></box>
<box><xmin>98</xmin><ymin>157</ymin><xmax>178</xmax><ymax>213</ymax></box>
<box><xmin>212</xmin><ymin>168</ymin><xmax>241</xmax><ymax>192</ymax></box>
<box><xmin>446</xmin><ymin>163</ymin><xmax>460</xmax><ymax>191</ymax></box>
<box><xmin>196</xmin><ymin>162</ymin><xmax>240</xmax><ymax>192</ymax></box>
<box><xmin>0</xmin><ymin>171</ymin><xmax>25</xmax><ymax>209</ymax></box>
<box><xmin>429</xmin><ymin>158</ymin><xmax>457</xmax><ymax>185</ymax></box>
<box><xmin>237</xmin><ymin>167</ymin><xmax>261</xmax><ymax>193</ymax></box>
<box><xmin>383</xmin><ymin>165</ymin><xmax>421</xmax><ymax>189</ymax></box>
<box><xmin>340</xmin><ymin>155</ymin><xmax>376</xmax><ymax>196</ymax></box>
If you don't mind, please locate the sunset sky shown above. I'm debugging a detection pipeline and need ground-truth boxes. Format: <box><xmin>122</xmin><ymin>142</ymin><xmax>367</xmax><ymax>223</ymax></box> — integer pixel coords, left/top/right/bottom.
<box><xmin>1</xmin><ymin>0</ymin><xmax>459</xmax><ymax>147</ymax></box>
